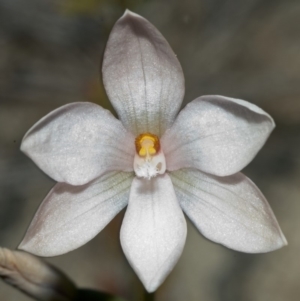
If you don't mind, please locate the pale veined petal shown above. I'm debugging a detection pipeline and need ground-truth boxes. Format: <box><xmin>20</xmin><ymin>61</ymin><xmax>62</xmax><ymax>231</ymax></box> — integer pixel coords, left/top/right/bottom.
<box><xmin>170</xmin><ymin>169</ymin><xmax>287</xmax><ymax>253</ymax></box>
<box><xmin>19</xmin><ymin>172</ymin><xmax>134</xmax><ymax>256</ymax></box>
<box><xmin>102</xmin><ymin>10</ymin><xmax>185</xmax><ymax>136</ymax></box>
<box><xmin>120</xmin><ymin>174</ymin><xmax>187</xmax><ymax>292</ymax></box>
<box><xmin>162</xmin><ymin>95</ymin><xmax>275</xmax><ymax>176</ymax></box>
<box><xmin>21</xmin><ymin>102</ymin><xmax>135</xmax><ymax>185</ymax></box>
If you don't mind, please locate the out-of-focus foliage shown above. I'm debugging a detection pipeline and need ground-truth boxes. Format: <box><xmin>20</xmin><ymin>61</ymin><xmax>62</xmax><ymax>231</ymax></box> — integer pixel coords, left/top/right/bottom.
<box><xmin>60</xmin><ymin>0</ymin><xmax>106</xmax><ymax>15</ymax></box>
<box><xmin>76</xmin><ymin>289</ymin><xmax>127</xmax><ymax>301</ymax></box>
<box><xmin>59</xmin><ymin>0</ymin><xmax>145</xmax><ymax>16</ymax></box>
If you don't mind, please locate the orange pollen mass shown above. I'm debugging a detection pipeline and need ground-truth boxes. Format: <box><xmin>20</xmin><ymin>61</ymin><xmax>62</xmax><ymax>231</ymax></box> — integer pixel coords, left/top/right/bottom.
<box><xmin>135</xmin><ymin>133</ymin><xmax>160</xmax><ymax>157</ymax></box>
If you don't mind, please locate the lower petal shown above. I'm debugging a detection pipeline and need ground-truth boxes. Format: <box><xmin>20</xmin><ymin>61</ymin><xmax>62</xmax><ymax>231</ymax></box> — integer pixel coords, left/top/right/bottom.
<box><xmin>170</xmin><ymin>169</ymin><xmax>287</xmax><ymax>253</ymax></box>
<box><xmin>120</xmin><ymin>174</ymin><xmax>187</xmax><ymax>292</ymax></box>
<box><xmin>19</xmin><ymin>171</ymin><xmax>134</xmax><ymax>256</ymax></box>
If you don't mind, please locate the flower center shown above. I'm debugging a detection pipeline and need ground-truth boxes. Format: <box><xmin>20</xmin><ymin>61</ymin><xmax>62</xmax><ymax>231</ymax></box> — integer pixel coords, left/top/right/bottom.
<box><xmin>133</xmin><ymin>133</ymin><xmax>166</xmax><ymax>179</ymax></box>
<box><xmin>135</xmin><ymin>133</ymin><xmax>160</xmax><ymax>157</ymax></box>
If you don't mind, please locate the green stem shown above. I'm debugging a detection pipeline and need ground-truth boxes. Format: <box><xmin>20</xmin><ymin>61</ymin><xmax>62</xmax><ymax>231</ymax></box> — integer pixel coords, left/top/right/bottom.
<box><xmin>144</xmin><ymin>289</ymin><xmax>155</xmax><ymax>301</ymax></box>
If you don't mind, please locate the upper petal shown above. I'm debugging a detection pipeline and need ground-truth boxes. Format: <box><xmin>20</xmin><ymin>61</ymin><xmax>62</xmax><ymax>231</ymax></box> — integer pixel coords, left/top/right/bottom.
<box><xmin>21</xmin><ymin>102</ymin><xmax>135</xmax><ymax>185</ymax></box>
<box><xmin>170</xmin><ymin>169</ymin><xmax>287</xmax><ymax>253</ymax></box>
<box><xmin>120</xmin><ymin>174</ymin><xmax>187</xmax><ymax>292</ymax></box>
<box><xmin>19</xmin><ymin>171</ymin><xmax>134</xmax><ymax>256</ymax></box>
<box><xmin>162</xmin><ymin>95</ymin><xmax>275</xmax><ymax>176</ymax></box>
<box><xmin>102</xmin><ymin>10</ymin><xmax>185</xmax><ymax>136</ymax></box>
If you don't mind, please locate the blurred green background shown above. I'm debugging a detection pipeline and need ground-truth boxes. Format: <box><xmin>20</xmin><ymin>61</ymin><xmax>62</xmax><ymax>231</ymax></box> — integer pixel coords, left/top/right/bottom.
<box><xmin>0</xmin><ymin>0</ymin><xmax>299</xmax><ymax>300</ymax></box>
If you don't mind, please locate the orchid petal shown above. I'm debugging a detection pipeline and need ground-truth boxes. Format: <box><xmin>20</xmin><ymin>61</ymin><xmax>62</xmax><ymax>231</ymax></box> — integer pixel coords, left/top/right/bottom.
<box><xmin>21</xmin><ymin>102</ymin><xmax>135</xmax><ymax>185</ymax></box>
<box><xmin>102</xmin><ymin>10</ymin><xmax>185</xmax><ymax>136</ymax></box>
<box><xmin>19</xmin><ymin>172</ymin><xmax>134</xmax><ymax>256</ymax></box>
<box><xmin>120</xmin><ymin>174</ymin><xmax>187</xmax><ymax>292</ymax></box>
<box><xmin>162</xmin><ymin>95</ymin><xmax>275</xmax><ymax>176</ymax></box>
<box><xmin>170</xmin><ymin>169</ymin><xmax>287</xmax><ymax>253</ymax></box>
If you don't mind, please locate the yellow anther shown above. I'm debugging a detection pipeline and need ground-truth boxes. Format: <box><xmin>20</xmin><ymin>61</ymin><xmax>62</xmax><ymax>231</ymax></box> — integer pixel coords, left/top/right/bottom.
<box><xmin>135</xmin><ymin>132</ymin><xmax>160</xmax><ymax>157</ymax></box>
<box><xmin>148</xmin><ymin>147</ymin><xmax>156</xmax><ymax>155</ymax></box>
<box><xmin>139</xmin><ymin>148</ymin><xmax>147</xmax><ymax>157</ymax></box>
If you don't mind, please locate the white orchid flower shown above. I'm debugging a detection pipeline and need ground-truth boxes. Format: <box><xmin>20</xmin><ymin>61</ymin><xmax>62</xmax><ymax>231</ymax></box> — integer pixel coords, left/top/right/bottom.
<box><xmin>19</xmin><ymin>10</ymin><xmax>287</xmax><ymax>292</ymax></box>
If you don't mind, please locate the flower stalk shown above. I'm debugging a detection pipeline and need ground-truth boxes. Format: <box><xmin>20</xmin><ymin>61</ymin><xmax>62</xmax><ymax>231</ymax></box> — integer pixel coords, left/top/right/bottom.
<box><xmin>144</xmin><ymin>289</ymin><xmax>155</xmax><ymax>301</ymax></box>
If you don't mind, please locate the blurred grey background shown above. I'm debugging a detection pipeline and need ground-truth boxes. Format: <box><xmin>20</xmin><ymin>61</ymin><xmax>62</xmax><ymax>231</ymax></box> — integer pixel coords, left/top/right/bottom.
<box><xmin>0</xmin><ymin>0</ymin><xmax>299</xmax><ymax>300</ymax></box>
